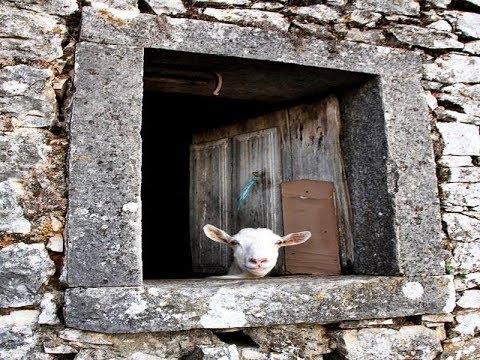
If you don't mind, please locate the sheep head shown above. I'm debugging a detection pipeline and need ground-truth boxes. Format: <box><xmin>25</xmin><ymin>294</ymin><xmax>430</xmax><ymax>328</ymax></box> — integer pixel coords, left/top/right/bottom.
<box><xmin>203</xmin><ymin>224</ymin><xmax>311</xmax><ymax>278</ymax></box>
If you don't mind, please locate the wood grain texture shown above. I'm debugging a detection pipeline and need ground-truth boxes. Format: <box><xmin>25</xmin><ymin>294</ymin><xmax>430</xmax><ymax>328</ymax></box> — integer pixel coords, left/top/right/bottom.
<box><xmin>282</xmin><ymin>180</ymin><xmax>341</xmax><ymax>275</ymax></box>
<box><xmin>190</xmin><ymin>138</ymin><xmax>232</xmax><ymax>274</ymax></box>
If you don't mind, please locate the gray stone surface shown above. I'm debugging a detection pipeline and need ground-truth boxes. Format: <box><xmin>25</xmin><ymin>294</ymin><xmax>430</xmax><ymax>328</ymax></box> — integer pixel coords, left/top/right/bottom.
<box><xmin>194</xmin><ymin>0</ymin><xmax>252</xmax><ymax>5</ymax></box>
<box><xmin>440</xmin><ymin>84</ymin><xmax>480</xmax><ymax>117</ymax></box>
<box><xmin>334</xmin><ymin>326</ymin><xmax>442</xmax><ymax>360</ymax></box>
<box><xmin>435</xmin><ymin>109</ymin><xmax>480</xmax><ymax>125</ymax></box>
<box><xmin>390</xmin><ymin>25</ymin><xmax>463</xmax><ymax>49</ymax></box>
<box><xmin>446</xmin><ymin>11</ymin><xmax>480</xmax><ymax>39</ymax></box>
<box><xmin>0</xmin><ymin>3</ymin><xmax>67</xmax><ymax>62</ymax></box>
<box><xmin>441</xmin><ymin>183</ymin><xmax>480</xmax><ymax>208</ymax></box>
<box><xmin>342</xmin><ymin>75</ymin><xmax>444</xmax><ymax>275</ymax></box>
<box><xmin>455</xmin><ymin>272</ymin><xmax>480</xmax><ymax>291</ymax></box>
<box><xmin>438</xmin><ymin>156</ymin><xmax>474</xmax><ymax>167</ymax></box>
<box><xmin>448</xmin><ymin>167</ymin><xmax>480</xmax><ymax>183</ymax></box>
<box><xmin>245</xmin><ymin>325</ymin><xmax>333</xmax><ymax>358</ymax></box>
<box><xmin>465</xmin><ymin>40</ymin><xmax>480</xmax><ymax>54</ymax></box>
<box><xmin>7</xmin><ymin>0</ymin><xmax>78</xmax><ymax>15</ymax></box>
<box><xmin>452</xmin><ymin>311</ymin><xmax>480</xmax><ymax>336</ymax></box>
<box><xmin>0</xmin><ymin>129</ymin><xmax>48</xmax><ymax>182</ymax></box>
<box><xmin>66</xmin><ymin>42</ymin><xmax>143</xmax><ymax>287</ymax></box>
<box><xmin>437</xmin><ymin>123</ymin><xmax>480</xmax><ymax>156</ymax></box>
<box><xmin>344</xmin><ymin>29</ymin><xmax>385</xmax><ymax>44</ymax></box>
<box><xmin>458</xmin><ymin>290</ymin><xmax>480</xmax><ymax>309</ymax></box>
<box><xmin>347</xmin><ymin>10</ymin><xmax>381</xmax><ymax>26</ymax></box>
<box><xmin>453</xmin><ymin>242</ymin><xmax>480</xmax><ymax>272</ymax></box>
<box><xmin>0</xmin><ymin>242</ymin><xmax>55</xmax><ymax>307</ymax></box>
<box><xmin>58</xmin><ymin>328</ymin><xmax>220</xmax><ymax>358</ymax></box>
<box><xmin>0</xmin><ymin>65</ymin><xmax>56</xmax><ymax>128</ymax></box>
<box><xmin>353</xmin><ymin>0</ymin><xmax>420</xmax><ymax>15</ymax></box>
<box><xmin>202</xmin><ymin>8</ymin><xmax>290</xmax><ymax>31</ymax></box>
<box><xmin>187</xmin><ymin>345</ymin><xmax>240</xmax><ymax>360</ymax></box>
<box><xmin>251</xmin><ymin>2</ymin><xmax>284</xmax><ymax>11</ymax></box>
<box><xmin>288</xmin><ymin>5</ymin><xmax>340</xmax><ymax>24</ymax></box>
<box><xmin>38</xmin><ymin>291</ymin><xmax>62</xmax><ymax>325</ymax></box>
<box><xmin>0</xmin><ymin>179</ymin><xmax>31</xmax><ymax>233</ymax></box>
<box><xmin>87</xmin><ymin>0</ymin><xmax>138</xmax><ymax>11</ymax></box>
<box><xmin>444</xmin><ymin>212</ymin><xmax>480</xmax><ymax>242</ymax></box>
<box><xmin>0</xmin><ymin>310</ymin><xmax>41</xmax><ymax>360</ymax></box>
<box><xmin>424</xmin><ymin>54</ymin><xmax>480</xmax><ymax>84</ymax></box>
<box><xmin>441</xmin><ymin>337</ymin><xmax>480</xmax><ymax>359</ymax></box>
<box><xmin>64</xmin><ymin>276</ymin><xmax>454</xmax><ymax>332</ymax></box>
<box><xmin>145</xmin><ymin>0</ymin><xmax>187</xmax><ymax>15</ymax></box>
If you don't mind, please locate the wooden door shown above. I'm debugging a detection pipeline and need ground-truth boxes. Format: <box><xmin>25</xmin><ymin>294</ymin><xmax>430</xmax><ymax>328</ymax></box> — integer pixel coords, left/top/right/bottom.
<box><xmin>190</xmin><ymin>95</ymin><xmax>352</xmax><ymax>275</ymax></box>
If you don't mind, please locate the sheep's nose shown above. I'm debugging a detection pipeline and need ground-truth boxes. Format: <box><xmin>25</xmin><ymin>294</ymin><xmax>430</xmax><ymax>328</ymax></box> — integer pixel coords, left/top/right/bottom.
<box><xmin>249</xmin><ymin>258</ymin><xmax>268</xmax><ymax>265</ymax></box>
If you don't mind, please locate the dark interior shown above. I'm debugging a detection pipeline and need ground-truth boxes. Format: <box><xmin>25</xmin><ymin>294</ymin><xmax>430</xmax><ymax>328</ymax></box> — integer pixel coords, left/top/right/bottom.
<box><xmin>142</xmin><ymin>48</ymin><xmax>370</xmax><ymax>280</ymax></box>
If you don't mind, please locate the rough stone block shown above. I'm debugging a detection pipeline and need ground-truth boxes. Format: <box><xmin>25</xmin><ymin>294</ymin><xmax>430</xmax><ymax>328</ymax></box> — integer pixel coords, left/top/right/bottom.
<box><xmin>441</xmin><ymin>183</ymin><xmax>480</xmax><ymax>208</ymax></box>
<box><xmin>288</xmin><ymin>5</ymin><xmax>340</xmax><ymax>24</ymax></box>
<box><xmin>0</xmin><ymin>128</ymin><xmax>49</xmax><ymax>182</ymax></box>
<box><xmin>187</xmin><ymin>345</ymin><xmax>240</xmax><ymax>359</ymax></box>
<box><xmin>64</xmin><ymin>276</ymin><xmax>454</xmax><ymax>333</ymax></box>
<box><xmin>453</xmin><ymin>311</ymin><xmax>480</xmax><ymax>336</ymax></box>
<box><xmin>145</xmin><ymin>0</ymin><xmax>187</xmax><ymax>15</ymax></box>
<box><xmin>203</xmin><ymin>8</ymin><xmax>290</xmax><ymax>31</ymax></box>
<box><xmin>453</xmin><ymin>242</ymin><xmax>480</xmax><ymax>273</ymax></box>
<box><xmin>448</xmin><ymin>167</ymin><xmax>480</xmax><ymax>183</ymax></box>
<box><xmin>0</xmin><ymin>179</ymin><xmax>31</xmax><ymax>234</ymax></box>
<box><xmin>465</xmin><ymin>40</ymin><xmax>480</xmax><ymax>54</ymax></box>
<box><xmin>334</xmin><ymin>326</ymin><xmax>442</xmax><ymax>360</ymax></box>
<box><xmin>441</xmin><ymin>337</ymin><xmax>480</xmax><ymax>359</ymax></box>
<box><xmin>440</xmin><ymin>84</ymin><xmax>480</xmax><ymax>117</ymax></box>
<box><xmin>424</xmin><ymin>54</ymin><xmax>480</xmax><ymax>84</ymax></box>
<box><xmin>445</xmin><ymin>11</ymin><xmax>480</xmax><ymax>39</ymax></box>
<box><xmin>39</xmin><ymin>292</ymin><xmax>62</xmax><ymax>325</ymax></box>
<box><xmin>66</xmin><ymin>42</ymin><xmax>143</xmax><ymax>287</ymax></box>
<box><xmin>458</xmin><ymin>290</ymin><xmax>480</xmax><ymax>309</ymax></box>
<box><xmin>0</xmin><ymin>243</ymin><xmax>55</xmax><ymax>307</ymax></box>
<box><xmin>437</xmin><ymin>123</ymin><xmax>480</xmax><ymax>156</ymax></box>
<box><xmin>0</xmin><ymin>3</ymin><xmax>67</xmax><ymax>62</ymax></box>
<box><xmin>0</xmin><ymin>65</ymin><xmax>56</xmax><ymax>128</ymax></box>
<box><xmin>245</xmin><ymin>324</ymin><xmax>333</xmax><ymax>358</ymax></box>
<box><xmin>455</xmin><ymin>272</ymin><xmax>480</xmax><ymax>291</ymax></box>
<box><xmin>353</xmin><ymin>0</ymin><xmax>420</xmax><ymax>16</ymax></box>
<box><xmin>443</xmin><ymin>212</ymin><xmax>480</xmax><ymax>242</ymax></box>
<box><xmin>8</xmin><ymin>0</ymin><xmax>78</xmax><ymax>15</ymax></box>
<box><xmin>390</xmin><ymin>25</ymin><xmax>463</xmax><ymax>49</ymax></box>
<box><xmin>0</xmin><ymin>310</ymin><xmax>41</xmax><ymax>360</ymax></box>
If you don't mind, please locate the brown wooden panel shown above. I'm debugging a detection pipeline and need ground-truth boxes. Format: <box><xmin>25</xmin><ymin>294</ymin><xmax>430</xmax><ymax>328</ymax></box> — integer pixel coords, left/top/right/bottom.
<box><xmin>287</xmin><ymin>96</ymin><xmax>353</xmax><ymax>270</ymax></box>
<box><xmin>281</xmin><ymin>180</ymin><xmax>341</xmax><ymax>275</ymax></box>
<box><xmin>190</xmin><ymin>138</ymin><xmax>232</xmax><ymax>274</ymax></box>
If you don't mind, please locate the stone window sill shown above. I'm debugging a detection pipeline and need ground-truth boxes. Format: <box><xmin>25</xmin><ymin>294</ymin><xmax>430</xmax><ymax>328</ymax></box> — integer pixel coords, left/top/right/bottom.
<box><xmin>64</xmin><ymin>275</ymin><xmax>454</xmax><ymax>333</ymax></box>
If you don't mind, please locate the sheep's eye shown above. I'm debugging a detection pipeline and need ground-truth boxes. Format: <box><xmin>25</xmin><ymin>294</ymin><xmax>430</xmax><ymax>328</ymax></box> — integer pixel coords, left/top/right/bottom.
<box><xmin>275</xmin><ymin>240</ymin><xmax>283</xmax><ymax>245</ymax></box>
<box><xmin>229</xmin><ymin>240</ymin><xmax>240</xmax><ymax>246</ymax></box>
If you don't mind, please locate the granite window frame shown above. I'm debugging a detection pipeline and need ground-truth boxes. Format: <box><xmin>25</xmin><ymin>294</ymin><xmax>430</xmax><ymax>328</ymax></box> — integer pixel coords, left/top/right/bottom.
<box><xmin>63</xmin><ymin>8</ymin><xmax>454</xmax><ymax>333</ymax></box>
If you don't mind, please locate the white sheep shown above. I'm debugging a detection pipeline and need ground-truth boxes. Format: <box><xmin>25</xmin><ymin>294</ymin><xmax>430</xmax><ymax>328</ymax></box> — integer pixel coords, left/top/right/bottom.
<box><xmin>203</xmin><ymin>224</ymin><xmax>312</xmax><ymax>279</ymax></box>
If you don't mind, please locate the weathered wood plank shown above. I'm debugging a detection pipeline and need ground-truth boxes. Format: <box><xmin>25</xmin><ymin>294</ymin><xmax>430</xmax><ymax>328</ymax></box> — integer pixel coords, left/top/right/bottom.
<box><xmin>232</xmin><ymin>128</ymin><xmax>284</xmax><ymax>273</ymax></box>
<box><xmin>190</xmin><ymin>139</ymin><xmax>232</xmax><ymax>274</ymax></box>
<box><xmin>286</xmin><ymin>96</ymin><xmax>353</xmax><ymax>270</ymax></box>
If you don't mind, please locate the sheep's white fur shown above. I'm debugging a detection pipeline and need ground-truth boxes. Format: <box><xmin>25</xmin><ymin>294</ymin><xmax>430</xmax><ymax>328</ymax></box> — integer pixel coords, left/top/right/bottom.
<box><xmin>203</xmin><ymin>224</ymin><xmax>311</xmax><ymax>279</ymax></box>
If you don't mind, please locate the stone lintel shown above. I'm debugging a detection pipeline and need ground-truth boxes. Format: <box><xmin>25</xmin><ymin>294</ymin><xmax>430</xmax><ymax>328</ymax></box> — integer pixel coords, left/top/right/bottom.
<box><xmin>79</xmin><ymin>6</ymin><xmax>421</xmax><ymax>78</ymax></box>
<box><xmin>64</xmin><ymin>275</ymin><xmax>454</xmax><ymax>333</ymax></box>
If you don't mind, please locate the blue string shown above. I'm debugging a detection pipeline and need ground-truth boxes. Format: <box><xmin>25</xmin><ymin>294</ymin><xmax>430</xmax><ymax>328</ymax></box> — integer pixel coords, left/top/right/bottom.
<box><xmin>237</xmin><ymin>175</ymin><xmax>258</xmax><ymax>210</ymax></box>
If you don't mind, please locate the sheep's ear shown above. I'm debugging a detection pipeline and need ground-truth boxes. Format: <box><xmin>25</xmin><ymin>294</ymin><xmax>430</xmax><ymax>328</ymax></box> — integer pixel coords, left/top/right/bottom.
<box><xmin>203</xmin><ymin>224</ymin><xmax>238</xmax><ymax>246</ymax></box>
<box><xmin>278</xmin><ymin>231</ymin><xmax>311</xmax><ymax>247</ymax></box>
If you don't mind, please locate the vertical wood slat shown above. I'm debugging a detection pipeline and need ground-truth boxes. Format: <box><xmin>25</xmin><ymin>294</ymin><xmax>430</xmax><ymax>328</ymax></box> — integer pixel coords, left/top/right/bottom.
<box><xmin>232</xmin><ymin>128</ymin><xmax>284</xmax><ymax>273</ymax></box>
<box><xmin>190</xmin><ymin>138</ymin><xmax>232</xmax><ymax>274</ymax></box>
<box><xmin>287</xmin><ymin>96</ymin><xmax>353</xmax><ymax>270</ymax></box>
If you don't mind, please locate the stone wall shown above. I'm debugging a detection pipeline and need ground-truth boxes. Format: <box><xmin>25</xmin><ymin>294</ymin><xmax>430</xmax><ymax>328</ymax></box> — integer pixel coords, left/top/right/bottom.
<box><xmin>1</xmin><ymin>0</ymin><xmax>479</xmax><ymax>359</ymax></box>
